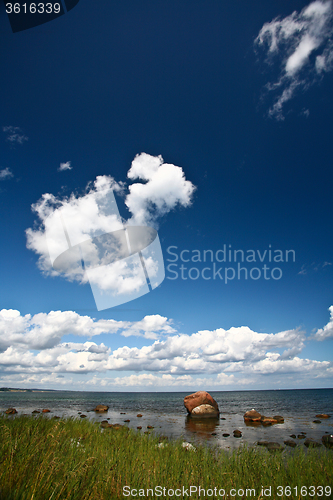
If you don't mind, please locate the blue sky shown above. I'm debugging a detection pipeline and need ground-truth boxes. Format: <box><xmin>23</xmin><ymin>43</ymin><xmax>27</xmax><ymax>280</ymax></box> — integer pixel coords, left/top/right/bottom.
<box><xmin>0</xmin><ymin>0</ymin><xmax>333</xmax><ymax>391</ymax></box>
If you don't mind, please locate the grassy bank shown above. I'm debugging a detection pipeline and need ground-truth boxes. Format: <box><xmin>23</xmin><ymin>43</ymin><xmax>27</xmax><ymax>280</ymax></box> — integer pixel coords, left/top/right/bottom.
<box><xmin>0</xmin><ymin>415</ymin><xmax>332</xmax><ymax>500</ymax></box>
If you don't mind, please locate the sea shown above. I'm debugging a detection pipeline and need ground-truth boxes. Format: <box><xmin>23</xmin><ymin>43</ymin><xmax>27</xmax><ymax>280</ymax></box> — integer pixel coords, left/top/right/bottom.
<box><xmin>1</xmin><ymin>388</ymin><xmax>332</xmax><ymax>451</ymax></box>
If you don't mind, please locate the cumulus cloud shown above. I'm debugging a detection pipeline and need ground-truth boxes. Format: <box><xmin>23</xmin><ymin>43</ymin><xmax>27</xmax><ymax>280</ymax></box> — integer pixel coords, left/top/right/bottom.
<box><xmin>26</xmin><ymin>154</ymin><xmax>195</xmax><ymax>307</ymax></box>
<box><xmin>255</xmin><ymin>0</ymin><xmax>333</xmax><ymax>119</ymax></box>
<box><xmin>0</xmin><ymin>168</ymin><xmax>13</xmax><ymax>180</ymax></box>
<box><xmin>58</xmin><ymin>161</ymin><xmax>72</xmax><ymax>172</ymax></box>
<box><xmin>314</xmin><ymin>305</ymin><xmax>333</xmax><ymax>340</ymax></box>
<box><xmin>3</xmin><ymin>126</ymin><xmax>28</xmax><ymax>145</ymax></box>
<box><xmin>0</xmin><ymin>307</ymin><xmax>332</xmax><ymax>388</ymax></box>
<box><xmin>126</xmin><ymin>153</ymin><xmax>196</xmax><ymax>227</ymax></box>
<box><xmin>0</xmin><ymin>309</ymin><xmax>175</xmax><ymax>354</ymax></box>
<box><xmin>26</xmin><ymin>175</ymin><xmax>125</xmax><ymax>280</ymax></box>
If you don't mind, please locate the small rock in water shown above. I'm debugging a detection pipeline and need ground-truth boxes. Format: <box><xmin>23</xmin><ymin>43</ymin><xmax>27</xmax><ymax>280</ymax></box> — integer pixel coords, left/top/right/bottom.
<box><xmin>297</xmin><ymin>434</ymin><xmax>306</xmax><ymax>439</ymax></box>
<box><xmin>42</xmin><ymin>409</ymin><xmax>51</xmax><ymax>413</ymax></box>
<box><xmin>32</xmin><ymin>410</ymin><xmax>40</xmax><ymax>414</ymax></box>
<box><xmin>233</xmin><ymin>430</ymin><xmax>242</xmax><ymax>438</ymax></box>
<box><xmin>313</xmin><ymin>420</ymin><xmax>321</xmax><ymax>424</ymax></box>
<box><xmin>5</xmin><ymin>408</ymin><xmax>17</xmax><ymax>415</ymax></box>
<box><xmin>222</xmin><ymin>433</ymin><xmax>230</xmax><ymax>437</ymax></box>
<box><xmin>80</xmin><ymin>414</ymin><xmax>87</xmax><ymax>418</ymax></box>
<box><xmin>315</xmin><ymin>414</ymin><xmax>331</xmax><ymax>419</ymax></box>
<box><xmin>147</xmin><ymin>425</ymin><xmax>154</xmax><ymax>429</ymax></box>
<box><xmin>243</xmin><ymin>409</ymin><xmax>261</xmax><ymax>422</ymax></box>
<box><xmin>137</xmin><ymin>414</ymin><xmax>143</xmax><ymax>417</ymax></box>
<box><xmin>93</xmin><ymin>405</ymin><xmax>109</xmax><ymax>412</ymax></box>
<box><xmin>137</xmin><ymin>426</ymin><xmax>142</xmax><ymax>430</ymax></box>
<box><xmin>124</xmin><ymin>419</ymin><xmax>130</xmax><ymax>422</ymax></box>
<box><xmin>290</xmin><ymin>434</ymin><xmax>296</xmax><ymax>439</ymax></box>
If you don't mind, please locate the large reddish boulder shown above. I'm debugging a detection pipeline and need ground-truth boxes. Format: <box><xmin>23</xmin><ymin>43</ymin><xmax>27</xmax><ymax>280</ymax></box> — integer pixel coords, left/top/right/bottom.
<box><xmin>184</xmin><ymin>391</ymin><xmax>219</xmax><ymax>414</ymax></box>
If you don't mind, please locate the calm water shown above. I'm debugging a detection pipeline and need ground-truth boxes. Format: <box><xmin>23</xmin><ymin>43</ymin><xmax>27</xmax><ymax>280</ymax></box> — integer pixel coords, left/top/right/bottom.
<box><xmin>1</xmin><ymin>389</ymin><xmax>332</xmax><ymax>450</ymax></box>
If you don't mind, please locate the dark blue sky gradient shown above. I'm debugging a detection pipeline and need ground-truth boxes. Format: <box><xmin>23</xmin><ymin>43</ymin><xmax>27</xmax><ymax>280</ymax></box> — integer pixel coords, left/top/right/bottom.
<box><xmin>0</xmin><ymin>0</ymin><xmax>332</xmax><ymax>388</ymax></box>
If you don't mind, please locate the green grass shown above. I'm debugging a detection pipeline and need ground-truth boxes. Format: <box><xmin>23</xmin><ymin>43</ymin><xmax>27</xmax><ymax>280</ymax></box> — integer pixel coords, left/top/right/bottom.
<box><xmin>0</xmin><ymin>415</ymin><xmax>332</xmax><ymax>499</ymax></box>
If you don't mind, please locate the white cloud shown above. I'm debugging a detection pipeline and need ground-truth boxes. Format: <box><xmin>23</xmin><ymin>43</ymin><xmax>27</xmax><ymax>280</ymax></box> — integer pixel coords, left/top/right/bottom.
<box><xmin>314</xmin><ymin>305</ymin><xmax>333</xmax><ymax>340</ymax></box>
<box><xmin>0</xmin><ymin>168</ymin><xmax>13</xmax><ymax>180</ymax></box>
<box><xmin>58</xmin><ymin>161</ymin><xmax>72</xmax><ymax>172</ymax></box>
<box><xmin>0</xmin><ymin>309</ymin><xmax>175</xmax><ymax>354</ymax></box>
<box><xmin>255</xmin><ymin>0</ymin><xmax>333</xmax><ymax>119</ymax></box>
<box><xmin>3</xmin><ymin>126</ymin><xmax>28</xmax><ymax>145</ymax></box>
<box><xmin>26</xmin><ymin>153</ymin><xmax>195</xmax><ymax>302</ymax></box>
<box><xmin>0</xmin><ymin>307</ymin><xmax>332</xmax><ymax>389</ymax></box>
<box><xmin>126</xmin><ymin>153</ymin><xmax>196</xmax><ymax>227</ymax></box>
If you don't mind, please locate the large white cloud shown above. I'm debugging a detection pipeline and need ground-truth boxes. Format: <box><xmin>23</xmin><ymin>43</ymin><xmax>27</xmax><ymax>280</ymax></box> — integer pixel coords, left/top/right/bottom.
<box><xmin>255</xmin><ymin>0</ymin><xmax>333</xmax><ymax>119</ymax></box>
<box><xmin>26</xmin><ymin>154</ymin><xmax>195</xmax><ymax>300</ymax></box>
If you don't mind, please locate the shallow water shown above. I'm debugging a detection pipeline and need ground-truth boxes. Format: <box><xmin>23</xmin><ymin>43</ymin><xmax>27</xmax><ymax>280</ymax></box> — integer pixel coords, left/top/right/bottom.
<box><xmin>1</xmin><ymin>389</ymin><xmax>332</xmax><ymax>451</ymax></box>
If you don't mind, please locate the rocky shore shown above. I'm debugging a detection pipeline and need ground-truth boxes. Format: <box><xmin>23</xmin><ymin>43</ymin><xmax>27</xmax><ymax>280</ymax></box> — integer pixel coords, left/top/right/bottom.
<box><xmin>3</xmin><ymin>390</ymin><xmax>332</xmax><ymax>451</ymax></box>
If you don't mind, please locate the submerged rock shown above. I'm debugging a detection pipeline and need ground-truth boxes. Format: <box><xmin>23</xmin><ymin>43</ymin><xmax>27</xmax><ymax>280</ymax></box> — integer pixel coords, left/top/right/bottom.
<box><xmin>261</xmin><ymin>417</ymin><xmax>278</xmax><ymax>426</ymax></box>
<box><xmin>184</xmin><ymin>391</ymin><xmax>219</xmax><ymax>414</ymax></box>
<box><xmin>315</xmin><ymin>414</ymin><xmax>331</xmax><ymax>419</ymax></box>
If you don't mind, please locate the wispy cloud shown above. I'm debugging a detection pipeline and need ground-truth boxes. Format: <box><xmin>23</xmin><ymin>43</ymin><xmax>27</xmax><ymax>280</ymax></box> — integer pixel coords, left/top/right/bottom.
<box><xmin>2</xmin><ymin>126</ymin><xmax>28</xmax><ymax>145</ymax></box>
<box><xmin>298</xmin><ymin>261</ymin><xmax>332</xmax><ymax>274</ymax></box>
<box><xmin>255</xmin><ymin>0</ymin><xmax>333</xmax><ymax>119</ymax></box>
<box><xmin>58</xmin><ymin>161</ymin><xmax>72</xmax><ymax>172</ymax></box>
<box><xmin>0</xmin><ymin>168</ymin><xmax>14</xmax><ymax>181</ymax></box>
